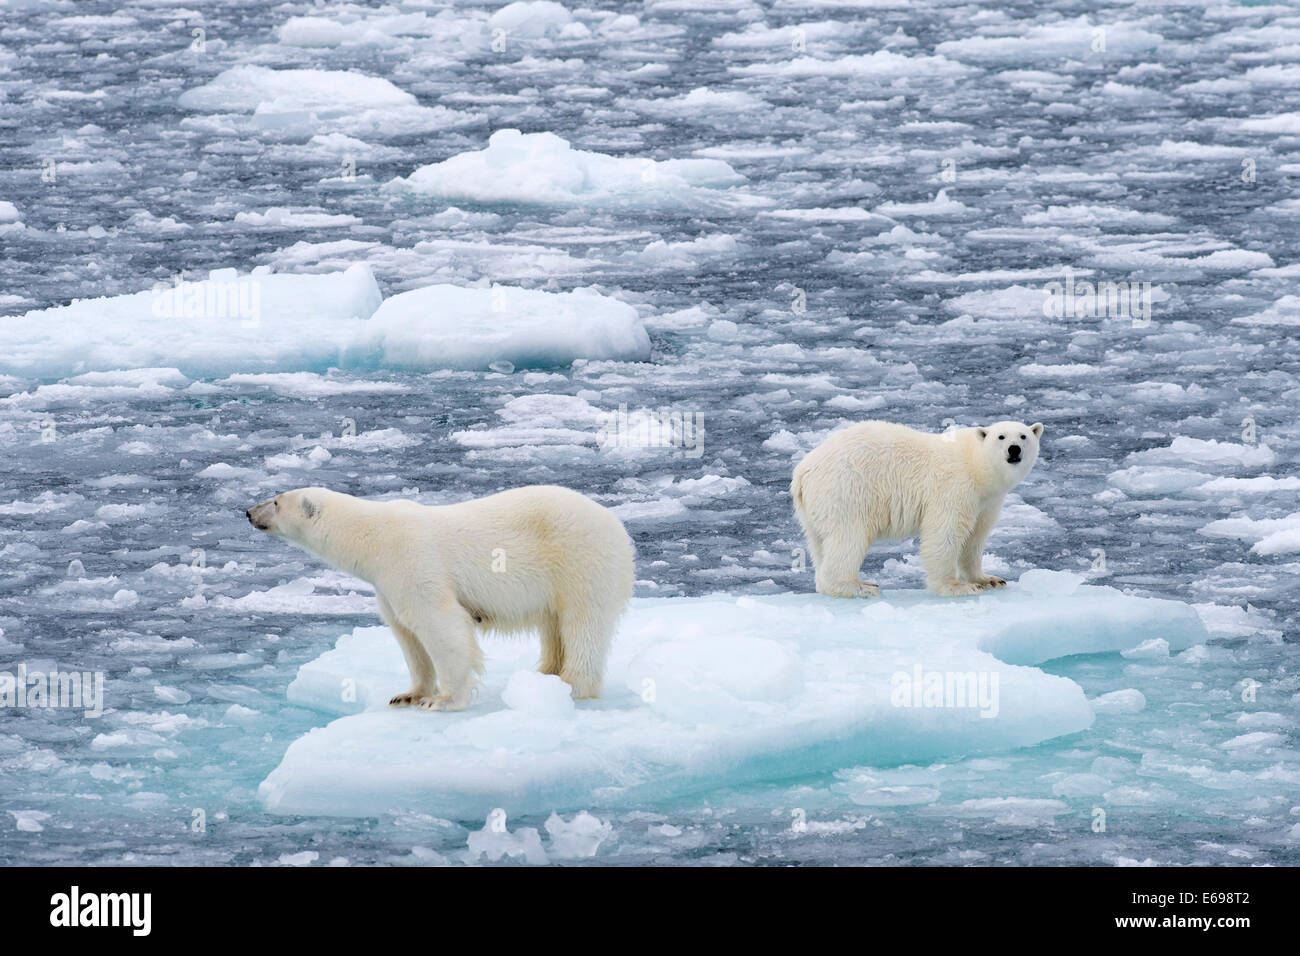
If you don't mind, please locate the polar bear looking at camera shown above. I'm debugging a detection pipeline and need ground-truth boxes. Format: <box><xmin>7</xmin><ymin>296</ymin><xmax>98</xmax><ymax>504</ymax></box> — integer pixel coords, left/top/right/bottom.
<box><xmin>791</xmin><ymin>420</ymin><xmax>1043</xmax><ymax>598</ymax></box>
<box><xmin>248</xmin><ymin>485</ymin><xmax>635</xmax><ymax>711</ymax></box>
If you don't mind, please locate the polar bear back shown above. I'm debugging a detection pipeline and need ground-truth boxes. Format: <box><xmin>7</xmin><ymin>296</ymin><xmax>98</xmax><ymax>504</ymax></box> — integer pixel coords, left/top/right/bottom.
<box><xmin>423</xmin><ymin>485</ymin><xmax>635</xmax><ymax>630</ymax></box>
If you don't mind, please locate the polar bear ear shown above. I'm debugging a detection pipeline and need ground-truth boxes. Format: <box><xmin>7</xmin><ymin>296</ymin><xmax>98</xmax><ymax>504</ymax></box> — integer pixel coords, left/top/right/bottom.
<box><xmin>1030</xmin><ymin>422</ymin><xmax>1043</xmax><ymax>437</ymax></box>
<box><xmin>975</xmin><ymin>428</ymin><xmax>987</xmax><ymax>439</ymax></box>
<box><xmin>300</xmin><ymin>497</ymin><xmax>318</xmax><ymax>519</ymax></box>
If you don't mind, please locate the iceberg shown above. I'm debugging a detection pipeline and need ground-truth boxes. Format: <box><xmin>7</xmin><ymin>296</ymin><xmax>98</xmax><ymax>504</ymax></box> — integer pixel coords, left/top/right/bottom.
<box><xmin>259</xmin><ymin>572</ymin><xmax>1207</xmax><ymax>820</ymax></box>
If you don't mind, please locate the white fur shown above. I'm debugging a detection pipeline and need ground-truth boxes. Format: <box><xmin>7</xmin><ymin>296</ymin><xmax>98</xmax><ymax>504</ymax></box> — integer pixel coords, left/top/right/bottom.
<box><xmin>791</xmin><ymin>420</ymin><xmax>1043</xmax><ymax>597</ymax></box>
<box><xmin>248</xmin><ymin>485</ymin><xmax>635</xmax><ymax>710</ymax></box>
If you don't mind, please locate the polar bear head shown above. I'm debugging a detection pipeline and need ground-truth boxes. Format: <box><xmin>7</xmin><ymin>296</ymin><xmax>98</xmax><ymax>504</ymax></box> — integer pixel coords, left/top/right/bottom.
<box><xmin>246</xmin><ymin>487</ymin><xmax>328</xmax><ymax>542</ymax></box>
<box><xmin>974</xmin><ymin>421</ymin><xmax>1043</xmax><ymax>489</ymax></box>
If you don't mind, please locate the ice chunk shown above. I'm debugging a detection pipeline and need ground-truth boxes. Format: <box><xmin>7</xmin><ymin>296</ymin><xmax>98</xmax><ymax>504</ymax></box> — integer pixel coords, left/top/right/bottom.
<box><xmin>3</xmin><ymin>271</ymin><xmax>644</xmax><ymax>378</ymax></box>
<box><xmin>943</xmin><ymin>284</ymin><xmax>1047</xmax><ymax>319</ymax></box>
<box><xmin>876</xmin><ymin>189</ymin><xmax>969</xmax><ymax>218</ymax></box>
<box><xmin>1199</xmin><ymin>512</ymin><xmax>1300</xmax><ymax>547</ymax></box>
<box><xmin>8</xmin><ymin>810</ymin><xmax>51</xmax><ymax>832</ymax></box>
<box><xmin>260</xmin><ymin>583</ymin><xmax>1208</xmax><ymax>819</ymax></box>
<box><xmin>935</xmin><ymin>18</ymin><xmax>1161</xmax><ymax>64</ymax></box>
<box><xmin>233</xmin><ymin>207</ymin><xmax>361</xmax><ymax>229</ymax></box>
<box><xmin>1124</xmin><ymin>437</ymin><xmax>1276</xmax><ymax>470</ymax></box>
<box><xmin>544</xmin><ymin>811</ymin><xmax>611</xmax><ymax>858</ymax></box>
<box><xmin>365</xmin><ymin>283</ymin><xmax>651</xmax><ymax>369</ymax></box>
<box><xmin>501</xmin><ymin>671</ymin><xmax>575</xmax><ymax>717</ymax></box>
<box><xmin>1090</xmin><ymin>689</ymin><xmax>1147</xmax><ymax>714</ymax></box>
<box><xmin>1121</xmin><ymin>638</ymin><xmax>1169</xmax><ymax>660</ymax></box>
<box><xmin>278</xmin><ymin>851</ymin><xmax>319</xmax><ymax>866</ymax></box>
<box><xmin>387</xmin><ymin>129</ymin><xmax>749</xmax><ymax>207</ymax></box>
<box><xmin>178</xmin><ymin>66</ymin><xmax>477</xmax><ymax>138</ymax></box>
<box><xmin>733</xmin><ymin>50</ymin><xmax>974</xmax><ymax>79</ymax></box>
<box><xmin>1109</xmin><ymin>466</ymin><xmax>1214</xmax><ymax>496</ymax></box>
<box><xmin>219</xmin><ymin>372</ymin><xmax>408</xmax><ymax>397</ymax></box>
<box><xmin>1239</xmin><ymin>112</ymin><xmax>1300</xmax><ymax>135</ymax></box>
<box><xmin>3</xmin><ymin>266</ymin><xmax>382</xmax><ymax>380</ymax></box>
<box><xmin>489</xmin><ymin>1</ymin><xmax>572</xmax><ymax>38</ymax></box>
<box><xmin>466</xmin><ymin>813</ymin><xmax>548</xmax><ymax>865</ymax></box>
<box><xmin>1232</xmin><ymin>295</ymin><xmax>1300</xmax><ymax>327</ymax></box>
<box><xmin>277</xmin><ymin>10</ymin><xmax>457</xmax><ymax>48</ymax></box>
<box><xmin>1253</xmin><ymin>528</ymin><xmax>1300</xmax><ymax>557</ymax></box>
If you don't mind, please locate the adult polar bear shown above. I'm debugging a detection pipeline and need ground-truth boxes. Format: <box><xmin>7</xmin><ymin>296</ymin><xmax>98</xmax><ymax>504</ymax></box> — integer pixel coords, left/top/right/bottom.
<box><xmin>248</xmin><ymin>485</ymin><xmax>634</xmax><ymax>710</ymax></box>
<box><xmin>792</xmin><ymin>420</ymin><xmax>1043</xmax><ymax>598</ymax></box>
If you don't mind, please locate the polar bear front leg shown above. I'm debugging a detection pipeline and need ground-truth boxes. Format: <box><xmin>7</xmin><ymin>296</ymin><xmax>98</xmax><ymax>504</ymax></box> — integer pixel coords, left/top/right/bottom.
<box><xmin>959</xmin><ymin>507</ymin><xmax>1005</xmax><ymax>589</ymax></box>
<box><xmin>921</xmin><ymin>512</ymin><xmax>982</xmax><ymax>596</ymax></box>
<box><xmin>378</xmin><ymin>594</ymin><xmax>436</xmax><ymax>707</ymax></box>
<box><xmin>414</xmin><ymin>602</ymin><xmax>485</xmax><ymax>712</ymax></box>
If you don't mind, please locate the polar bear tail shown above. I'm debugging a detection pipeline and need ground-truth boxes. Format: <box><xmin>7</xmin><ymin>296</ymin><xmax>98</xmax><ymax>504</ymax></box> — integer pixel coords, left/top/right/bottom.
<box><xmin>790</xmin><ymin>467</ymin><xmax>805</xmax><ymax>515</ymax></box>
<box><xmin>790</xmin><ymin>465</ymin><xmax>821</xmax><ymax>568</ymax></box>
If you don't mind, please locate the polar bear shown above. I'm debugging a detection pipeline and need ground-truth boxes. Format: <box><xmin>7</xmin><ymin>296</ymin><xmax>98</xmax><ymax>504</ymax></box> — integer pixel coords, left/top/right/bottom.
<box><xmin>791</xmin><ymin>420</ymin><xmax>1043</xmax><ymax>598</ymax></box>
<box><xmin>247</xmin><ymin>485</ymin><xmax>635</xmax><ymax>710</ymax></box>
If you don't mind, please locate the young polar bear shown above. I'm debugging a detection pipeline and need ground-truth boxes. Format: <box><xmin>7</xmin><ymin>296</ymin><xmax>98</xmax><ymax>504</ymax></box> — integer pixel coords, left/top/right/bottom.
<box><xmin>247</xmin><ymin>485</ymin><xmax>634</xmax><ymax>710</ymax></box>
<box><xmin>791</xmin><ymin>420</ymin><xmax>1043</xmax><ymax>598</ymax></box>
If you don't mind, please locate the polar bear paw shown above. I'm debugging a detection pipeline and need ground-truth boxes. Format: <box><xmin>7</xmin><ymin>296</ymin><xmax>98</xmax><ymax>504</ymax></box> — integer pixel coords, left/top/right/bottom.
<box><xmin>819</xmin><ymin>579</ymin><xmax>882</xmax><ymax>599</ymax></box>
<box><xmin>974</xmin><ymin>576</ymin><xmax>1007</xmax><ymax>589</ymax></box>
<box><xmin>418</xmin><ymin>694</ymin><xmax>469</xmax><ymax>712</ymax></box>
<box><xmin>389</xmin><ymin>691</ymin><xmax>426</xmax><ymax>707</ymax></box>
<box><xmin>933</xmin><ymin>580</ymin><xmax>983</xmax><ymax>597</ymax></box>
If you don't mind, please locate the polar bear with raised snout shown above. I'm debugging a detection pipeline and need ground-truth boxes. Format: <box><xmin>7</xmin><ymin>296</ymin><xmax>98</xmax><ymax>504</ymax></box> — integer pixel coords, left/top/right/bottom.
<box><xmin>247</xmin><ymin>485</ymin><xmax>634</xmax><ymax>710</ymax></box>
<box><xmin>791</xmin><ymin>420</ymin><xmax>1043</xmax><ymax>598</ymax></box>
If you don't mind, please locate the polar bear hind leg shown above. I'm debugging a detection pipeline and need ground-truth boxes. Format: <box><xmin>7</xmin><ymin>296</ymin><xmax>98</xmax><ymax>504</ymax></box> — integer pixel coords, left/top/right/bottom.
<box><xmin>813</xmin><ymin>526</ymin><xmax>881</xmax><ymax>598</ymax></box>
<box><xmin>538</xmin><ymin>611</ymin><xmax>565</xmax><ymax>677</ymax></box>
<box><xmin>555</xmin><ymin>602</ymin><xmax>620</xmax><ymax>699</ymax></box>
<box><xmin>801</xmin><ymin>522</ymin><xmax>823</xmax><ymax>575</ymax></box>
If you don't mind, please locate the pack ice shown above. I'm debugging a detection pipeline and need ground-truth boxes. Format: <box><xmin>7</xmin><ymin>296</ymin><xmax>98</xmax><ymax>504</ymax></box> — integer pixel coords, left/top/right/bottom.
<box><xmin>259</xmin><ymin>571</ymin><xmax>1207</xmax><ymax>819</ymax></box>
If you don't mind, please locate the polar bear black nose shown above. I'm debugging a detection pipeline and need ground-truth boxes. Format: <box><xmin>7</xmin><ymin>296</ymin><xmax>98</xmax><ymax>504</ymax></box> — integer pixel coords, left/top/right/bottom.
<box><xmin>1008</xmin><ymin>444</ymin><xmax>1021</xmax><ymax>459</ymax></box>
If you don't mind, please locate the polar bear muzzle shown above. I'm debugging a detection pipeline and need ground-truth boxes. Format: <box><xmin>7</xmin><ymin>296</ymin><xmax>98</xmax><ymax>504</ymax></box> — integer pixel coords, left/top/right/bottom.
<box><xmin>246</xmin><ymin>498</ymin><xmax>276</xmax><ymax>531</ymax></box>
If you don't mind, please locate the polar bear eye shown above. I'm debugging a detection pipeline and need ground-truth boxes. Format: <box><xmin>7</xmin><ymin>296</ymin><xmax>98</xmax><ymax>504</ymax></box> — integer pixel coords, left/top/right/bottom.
<box><xmin>1020</xmin><ymin>434</ymin><xmax>1026</xmax><ymax>440</ymax></box>
<box><xmin>998</xmin><ymin>435</ymin><xmax>1005</xmax><ymax>441</ymax></box>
